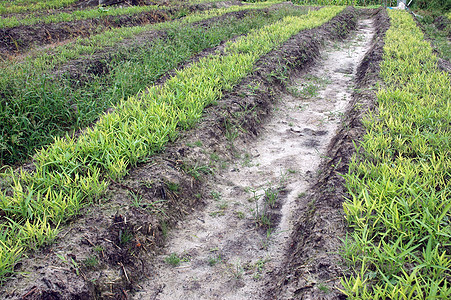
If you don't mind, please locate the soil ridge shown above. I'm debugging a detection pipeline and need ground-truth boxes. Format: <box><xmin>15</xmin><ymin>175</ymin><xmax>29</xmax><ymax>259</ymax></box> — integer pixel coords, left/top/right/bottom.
<box><xmin>265</xmin><ymin>7</ymin><xmax>390</xmax><ymax>300</ymax></box>
<box><xmin>1</xmin><ymin>6</ymin><xmax>360</xmax><ymax>300</ymax></box>
<box><xmin>0</xmin><ymin>0</ymin><xmax>242</xmax><ymax>57</ymax></box>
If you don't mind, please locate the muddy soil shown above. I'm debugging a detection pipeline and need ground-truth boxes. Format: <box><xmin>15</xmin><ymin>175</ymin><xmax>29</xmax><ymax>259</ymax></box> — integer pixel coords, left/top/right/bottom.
<box><xmin>0</xmin><ymin>6</ymin><xmax>388</xmax><ymax>300</ymax></box>
<box><xmin>0</xmin><ymin>0</ymin><xmax>242</xmax><ymax>58</ymax></box>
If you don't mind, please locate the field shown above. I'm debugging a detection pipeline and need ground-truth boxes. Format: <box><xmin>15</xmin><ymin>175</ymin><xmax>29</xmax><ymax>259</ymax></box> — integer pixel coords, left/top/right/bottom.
<box><xmin>0</xmin><ymin>0</ymin><xmax>450</xmax><ymax>299</ymax></box>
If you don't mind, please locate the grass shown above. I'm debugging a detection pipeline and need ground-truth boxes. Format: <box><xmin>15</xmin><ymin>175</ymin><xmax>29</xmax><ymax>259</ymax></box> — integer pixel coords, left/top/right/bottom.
<box><xmin>0</xmin><ymin>4</ymin><xmax>161</xmax><ymax>28</ymax></box>
<box><xmin>0</xmin><ymin>0</ymin><xmax>77</xmax><ymax>14</ymax></box>
<box><xmin>164</xmin><ymin>253</ymin><xmax>181</xmax><ymax>266</ymax></box>
<box><xmin>82</xmin><ymin>255</ymin><xmax>99</xmax><ymax>268</ymax></box>
<box><xmin>1</xmin><ymin>1</ymin><xmax>282</xmax><ymax>62</ymax></box>
<box><xmin>248</xmin><ymin>184</ymin><xmax>281</xmax><ymax>228</ymax></box>
<box><xmin>0</xmin><ymin>5</ymin><xmax>344</xmax><ymax>284</ymax></box>
<box><xmin>290</xmin><ymin>0</ymin><xmax>392</xmax><ymax>5</ymax></box>
<box><xmin>341</xmin><ymin>9</ymin><xmax>451</xmax><ymax>299</ymax></box>
<box><xmin>208</xmin><ymin>254</ymin><xmax>222</xmax><ymax>266</ymax></box>
<box><xmin>417</xmin><ymin>13</ymin><xmax>451</xmax><ymax>61</ymax></box>
<box><xmin>165</xmin><ymin>252</ymin><xmax>190</xmax><ymax>266</ymax></box>
<box><xmin>0</xmin><ymin>2</ymin><xmax>299</xmax><ymax>166</ymax></box>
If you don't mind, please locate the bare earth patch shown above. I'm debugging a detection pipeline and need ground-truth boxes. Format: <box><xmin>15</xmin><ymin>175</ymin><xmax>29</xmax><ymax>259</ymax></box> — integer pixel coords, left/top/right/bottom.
<box><xmin>133</xmin><ymin>13</ymin><xmax>376</xmax><ymax>300</ymax></box>
<box><xmin>0</xmin><ymin>7</ymin><xmax>392</xmax><ymax>299</ymax></box>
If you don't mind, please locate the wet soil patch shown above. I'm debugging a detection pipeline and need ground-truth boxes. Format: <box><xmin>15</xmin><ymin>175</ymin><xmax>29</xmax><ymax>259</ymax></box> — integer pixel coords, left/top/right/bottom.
<box><xmin>266</xmin><ymin>7</ymin><xmax>389</xmax><ymax>300</ymax></box>
<box><xmin>1</xmin><ymin>6</ymin><xmax>362</xmax><ymax>300</ymax></box>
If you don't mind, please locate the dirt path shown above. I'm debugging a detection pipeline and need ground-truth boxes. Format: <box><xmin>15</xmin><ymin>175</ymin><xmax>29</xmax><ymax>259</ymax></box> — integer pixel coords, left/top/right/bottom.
<box><xmin>133</xmin><ymin>17</ymin><xmax>375</xmax><ymax>300</ymax></box>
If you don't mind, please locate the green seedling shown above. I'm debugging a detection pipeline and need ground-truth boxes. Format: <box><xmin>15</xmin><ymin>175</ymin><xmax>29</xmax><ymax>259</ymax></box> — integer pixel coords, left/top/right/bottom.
<box><xmin>165</xmin><ymin>253</ymin><xmax>181</xmax><ymax>267</ymax></box>
<box><xmin>119</xmin><ymin>229</ymin><xmax>133</xmax><ymax>245</ymax></box>
<box><xmin>210</xmin><ymin>191</ymin><xmax>222</xmax><ymax>201</ymax></box>
<box><xmin>56</xmin><ymin>253</ymin><xmax>80</xmax><ymax>276</ymax></box>
<box><xmin>186</xmin><ymin>164</ymin><xmax>213</xmax><ymax>180</ymax></box>
<box><xmin>129</xmin><ymin>191</ymin><xmax>144</xmax><ymax>208</ymax></box>
<box><xmin>82</xmin><ymin>256</ymin><xmax>99</xmax><ymax>268</ymax></box>
<box><xmin>166</xmin><ymin>182</ymin><xmax>180</xmax><ymax>193</ymax></box>
<box><xmin>165</xmin><ymin>252</ymin><xmax>190</xmax><ymax>267</ymax></box>
<box><xmin>93</xmin><ymin>245</ymin><xmax>104</xmax><ymax>253</ymax></box>
<box><xmin>208</xmin><ymin>254</ymin><xmax>222</xmax><ymax>266</ymax></box>
<box><xmin>235</xmin><ymin>211</ymin><xmax>245</xmax><ymax>219</ymax></box>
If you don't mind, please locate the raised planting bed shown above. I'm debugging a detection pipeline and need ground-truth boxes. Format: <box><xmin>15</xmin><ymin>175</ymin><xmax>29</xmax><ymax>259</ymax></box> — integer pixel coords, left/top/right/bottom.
<box><xmin>0</xmin><ymin>7</ymin><xmax>344</xmax><ymax>297</ymax></box>
<box><xmin>341</xmin><ymin>9</ymin><xmax>451</xmax><ymax>299</ymax></box>
<box><xmin>0</xmin><ymin>1</ymin><xmax>290</xmax><ymax>166</ymax></box>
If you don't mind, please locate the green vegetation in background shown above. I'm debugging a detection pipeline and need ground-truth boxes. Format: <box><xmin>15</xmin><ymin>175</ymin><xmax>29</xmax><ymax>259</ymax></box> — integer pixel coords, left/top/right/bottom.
<box><xmin>417</xmin><ymin>13</ymin><xmax>451</xmax><ymax>61</ymax></box>
<box><xmin>0</xmin><ymin>5</ymin><xmax>344</xmax><ymax>284</ymax></box>
<box><xmin>289</xmin><ymin>0</ymin><xmax>392</xmax><ymax>6</ymax></box>
<box><xmin>0</xmin><ymin>0</ymin><xmax>77</xmax><ymax>14</ymax></box>
<box><xmin>0</xmin><ymin>4</ymin><xmax>160</xmax><ymax>28</ymax></box>
<box><xmin>0</xmin><ymin>0</ymin><xmax>229</xmax><ymax>15</ymax></box>
<box><xmin>0</xmin><ymin>1</ymin><xmax>282</xmax><ymax>166</ymax></box>
<box><xmin>412</xmin><ymin>0</ymin><xmax>451</xmax><ymax>12</ymax></box>
<box><xmin>341</xmin><ymin>10</ymin><xmax>451</xmax><ymax>299</ymax></box>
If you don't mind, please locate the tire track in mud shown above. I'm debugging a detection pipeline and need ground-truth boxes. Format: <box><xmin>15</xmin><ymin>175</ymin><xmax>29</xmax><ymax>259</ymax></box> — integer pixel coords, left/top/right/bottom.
<box><xmin>133</xmin><ymin>16</ymin><xmax>376</xmax><ymax>300</ymax></box>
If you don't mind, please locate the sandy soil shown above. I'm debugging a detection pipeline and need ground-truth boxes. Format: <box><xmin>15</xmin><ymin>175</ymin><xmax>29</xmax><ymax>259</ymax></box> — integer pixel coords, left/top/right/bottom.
<box><xmin>132</xmin><ymin>17</ymin><xmax>375</xmax><ymax>300</ymax></box>
<box><xmin>0</xmin><ymin>7</ymin><xmax>389</xmax><ymax>300</ymax></box>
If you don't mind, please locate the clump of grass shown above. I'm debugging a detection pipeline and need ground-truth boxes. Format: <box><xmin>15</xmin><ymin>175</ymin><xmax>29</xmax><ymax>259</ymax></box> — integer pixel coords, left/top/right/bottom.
<box><xmin>208</xmin><ymin>254</ymin><xmax>222</xmax><ymax>266</ymax></box>
<box><xmin>418</xmin><ymin>13</ymin><xmax>451</xmax><ymax>61</ymax></box>
<box><xmin>341</xmin><ymin>10</ymin><xmax>451</xmax><ymax>299</ymax></box>
<box><xmin>82</xmin><ymin>255</ymin><xmax>99</xmax><ymax>268</ymax></box>
<box><xmin>119</xmin><ymin>229</ymin><xmax>133</xmax><ymax>245</ymax></box>
<box><xmin>165</xmin><ymin>253</ymin><xmax>181</xmax><ymax>266</ymax></box>
<box><xmin>166</xmin><ymin>182</ymin><xmax>180</xmax><ymax>193</ymax></box>
<box><xmin>164</xmin><ymin>252</ymin><xmax>190</xmax><ymax>266</ymax></box>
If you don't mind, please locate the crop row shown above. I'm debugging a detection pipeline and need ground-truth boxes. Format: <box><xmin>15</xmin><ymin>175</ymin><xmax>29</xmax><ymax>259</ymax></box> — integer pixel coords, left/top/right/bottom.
<box><xmin>0</xmin><ymin>4</ymin><xmax>162</xmax><ymax>28</ymax></box>
<box><xmin>290</xmin><ymin>0</ymin><xmax>393</xmax><ymax>6</ymax></box>
<box><xmin>0</xmin><ymin>0</ymin><xmax>78</xmax><ymax>14</ymax></box>
<box><xmin>341</xmin><ymin>10</ymin><xmax>451</xmax><ymax>299</ymax></box>
<box><xmin>0</xmin><ymin>0</ymin><xmax>224</xmax><ymax>15</ymax></box>
<box><xmin>0</xmin><ymin>1</ymin><xmax>283</xmax><ymax>166</ymax></box>
<box><xmin>0</xmin><ymin>5</ymin><xmax>345</xmax><ymax>283</ymax></box>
